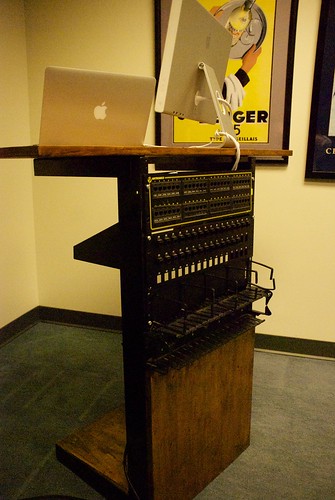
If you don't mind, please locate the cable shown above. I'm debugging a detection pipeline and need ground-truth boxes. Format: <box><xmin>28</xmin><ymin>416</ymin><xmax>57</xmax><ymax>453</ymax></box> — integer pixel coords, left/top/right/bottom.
<box><xmin>216</xmin><ymin>129</ymin><xmax>241</xmax><ymax>171</ymax></box>
<box><xmin>188</xmin><ymin>127</ymin><xmax>240</xmax><ymax>172</ymax></box>
<box><xmin>216</xmin><ymin>94</ymin><xmax>232</xmax><ymax>114</ymax></box>
<box><xmin>123</xmin><ymin>444</ymin><xmax>141</xmax><ymax>500</ymax></box>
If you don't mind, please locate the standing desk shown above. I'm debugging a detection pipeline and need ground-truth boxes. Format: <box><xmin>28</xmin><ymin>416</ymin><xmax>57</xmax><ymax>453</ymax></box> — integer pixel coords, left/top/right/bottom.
<box><xmin>0</xmin><ymin>145</ymin><xmax>292</xmax><ymax>499</ymax></box>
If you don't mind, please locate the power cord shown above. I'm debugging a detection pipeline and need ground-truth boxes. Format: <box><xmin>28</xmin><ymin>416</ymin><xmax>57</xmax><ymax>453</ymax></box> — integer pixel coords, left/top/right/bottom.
<box><xmin>123</xmin><ymin>444</ymin><xmax>141</xmax><ymax>500</ymax></box>
<box><xmin>189</xmin><ymin>129</ymin><xmax>240</xmax><ymax>171</ymax></box>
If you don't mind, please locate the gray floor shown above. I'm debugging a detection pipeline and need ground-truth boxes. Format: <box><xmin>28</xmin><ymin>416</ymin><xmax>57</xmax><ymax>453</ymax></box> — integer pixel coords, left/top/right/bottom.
<box><xmin>0</xmin><ymin>323</ymin><xmax>334</xmax><ymax>499</ymax></box>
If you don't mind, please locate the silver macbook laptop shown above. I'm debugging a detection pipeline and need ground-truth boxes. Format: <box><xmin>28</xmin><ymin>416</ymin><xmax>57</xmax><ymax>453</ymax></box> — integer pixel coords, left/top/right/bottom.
<box><xmin>39</xmin><ymin>66</ymin><xmax>156</xmax><ymax>147</ymax></box>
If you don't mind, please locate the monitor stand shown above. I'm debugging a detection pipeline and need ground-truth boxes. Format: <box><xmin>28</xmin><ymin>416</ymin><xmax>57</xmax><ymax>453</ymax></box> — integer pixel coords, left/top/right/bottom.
<box><xmin>198</xmin><ymin>62</ymin><xmax>240</xmax><ymax>168</ymax></box>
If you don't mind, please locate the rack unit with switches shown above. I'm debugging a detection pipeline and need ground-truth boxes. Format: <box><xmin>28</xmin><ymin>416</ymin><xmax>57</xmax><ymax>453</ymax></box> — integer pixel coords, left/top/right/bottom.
<box><xmin>145</xmin><ymin>171</ymin><xmax>254</xmax><ymax>288</ymax></box>
<box><xmin>140</xmin><ymin>167</ymin><xmax>274</xmax><ymax>371</ymax></box>
<box><xmin>149</xmin><ymin>214</ymin><xmax>253</xmax><ymax>284</ymax></box>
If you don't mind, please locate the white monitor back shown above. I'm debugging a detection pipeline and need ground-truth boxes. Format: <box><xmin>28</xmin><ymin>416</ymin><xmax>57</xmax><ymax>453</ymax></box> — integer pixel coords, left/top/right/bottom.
<box><xmin>155</xmin><ymin>0</ymin><xmax>232</xmax><ymax>125</ymax></box>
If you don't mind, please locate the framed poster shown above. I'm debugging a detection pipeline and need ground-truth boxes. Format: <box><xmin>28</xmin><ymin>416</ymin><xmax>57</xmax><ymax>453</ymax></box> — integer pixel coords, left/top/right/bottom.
<box><xmin>305</xmin><ymin>0</ymin><xmax>335</xmax><ymax>180</ymax></box>
<box><xmin>155</xmin><ymin>0</ymin><xmax>298</xmax><ymax>162</ymax></box>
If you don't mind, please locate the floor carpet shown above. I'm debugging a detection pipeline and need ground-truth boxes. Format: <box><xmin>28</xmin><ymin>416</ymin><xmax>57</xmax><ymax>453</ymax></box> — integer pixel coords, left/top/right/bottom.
<box><xmin>0</xmin><ymin>322</ymin><xmax>334</xmax><ymax>499</ymax></box>
<box><xmin>0</xmin><ymin>323</ymin><xmax>123</xmax><ymax>499</ymax></box>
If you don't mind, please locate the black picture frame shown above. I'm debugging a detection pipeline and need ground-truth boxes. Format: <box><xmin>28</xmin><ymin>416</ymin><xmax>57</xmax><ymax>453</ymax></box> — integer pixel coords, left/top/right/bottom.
<box><xmin>154</xmin><ymin>0</ymin><xmax>299</xmax><ymax>163</ymax></box>
<box><xmin>305</xmin><ymin>0</ymin><xmax>335</xmax><ymax>180</ymax></box>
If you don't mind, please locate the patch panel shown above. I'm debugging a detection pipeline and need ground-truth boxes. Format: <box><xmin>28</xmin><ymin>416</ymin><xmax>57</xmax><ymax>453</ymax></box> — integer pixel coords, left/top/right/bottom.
<box><xmin>148</xmin><ymin>171</ymin><xmax>253</xmax><ymax>231</ymax></box>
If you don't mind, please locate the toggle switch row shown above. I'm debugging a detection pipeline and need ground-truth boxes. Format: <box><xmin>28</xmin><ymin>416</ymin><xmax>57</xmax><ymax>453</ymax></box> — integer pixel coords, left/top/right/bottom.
<box><xmin>156</xmin><ymin>233</ymin><xmax>249</xmax><ymax>264</ymax></box>
<box><xmin>155</xmin><ymin>247</ymin><xmax>249</xmax><ymax>284</ymax></box>
<box><xmin>154</xmin><ymin>217</ymin><xmax>251</xmax><ymax>245</ymax></box>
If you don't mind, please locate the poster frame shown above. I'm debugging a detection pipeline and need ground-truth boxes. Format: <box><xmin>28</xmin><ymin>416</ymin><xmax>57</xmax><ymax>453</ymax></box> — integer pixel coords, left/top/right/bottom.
<box><xmin>154</xmin><ymin>0</ymin><xmax>299</xmax><ymax>163</ymax></box>
<box><xmin>305</xmin><ymin>0</ymin><xmax>335</xmax><ymax>180</ymax></box>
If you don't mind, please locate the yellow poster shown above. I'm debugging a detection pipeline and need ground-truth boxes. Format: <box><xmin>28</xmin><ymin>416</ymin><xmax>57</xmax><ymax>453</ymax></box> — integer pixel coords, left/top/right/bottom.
<box><xmin>173</xmin><ymin>0</ymin><xmax>276</xmax><ymax>145</ymax></box>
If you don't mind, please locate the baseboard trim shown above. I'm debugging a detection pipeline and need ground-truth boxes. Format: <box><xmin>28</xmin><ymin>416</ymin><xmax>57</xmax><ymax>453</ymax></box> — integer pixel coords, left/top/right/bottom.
<box><xmin>38</xmin><ymin>306</ymin><xmax>122</xmax><ymax>331</ymax></box>
<box><xmin>1</xmin><ymin>309</ymin><xmax>334</xmax><ymax>358</ymax></box>
<box><xmin>0</xmin><ymin>306</ymin><xmax>122</xmax><ymax>346</ymax></box>
<box><xmin>0</xmin><ymin>308</ymin><xmax>40</xmax><ymax>345</ymax></box>
<box><xmin>255</xmin><ymin>333</ymin><xmax>335</xmax><ymax>359</ymax></box>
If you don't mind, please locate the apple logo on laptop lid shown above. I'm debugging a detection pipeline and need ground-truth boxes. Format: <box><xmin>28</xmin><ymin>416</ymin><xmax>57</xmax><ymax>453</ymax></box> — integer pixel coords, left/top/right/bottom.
<box><xmin>94</xmin><ymin>102</ymin><xmax>107</xmax><ymax>120</ymax></box>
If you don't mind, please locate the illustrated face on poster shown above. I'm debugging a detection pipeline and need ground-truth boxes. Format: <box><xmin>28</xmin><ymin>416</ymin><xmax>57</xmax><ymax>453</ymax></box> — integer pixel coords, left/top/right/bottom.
<box><xmin>173</xmin><ymin>0</ymin><xmax>276</xmax><ymax>145</ymax></box>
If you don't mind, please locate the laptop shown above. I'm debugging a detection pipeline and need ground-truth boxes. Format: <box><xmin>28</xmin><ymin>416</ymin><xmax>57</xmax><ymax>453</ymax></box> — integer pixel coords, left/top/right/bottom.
<box><xmin>39</xmin><ymin>66</ymin><xmax>156</xmax><ymax>147</ymax></box>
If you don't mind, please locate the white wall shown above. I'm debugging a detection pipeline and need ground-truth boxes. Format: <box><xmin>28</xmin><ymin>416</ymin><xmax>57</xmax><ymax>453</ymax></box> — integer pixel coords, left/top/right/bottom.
<box><xmin>1</xmin><ymin>0</ymin><xmax>334</xmax><ymax>343</ymax></box>
<box><xmin>254</xmin><ymin>0</ymin><xmax>335</xmax><ymax>342</ymax></box>
<box><xmin>23</xmin><ymin>0</ymin><xmax>155</xmax><ymax>316</ymax></box>
<box><xmin>0</xmin><ymin>0</ymin><xmax>38</xmax><ymax>328</ymax></box>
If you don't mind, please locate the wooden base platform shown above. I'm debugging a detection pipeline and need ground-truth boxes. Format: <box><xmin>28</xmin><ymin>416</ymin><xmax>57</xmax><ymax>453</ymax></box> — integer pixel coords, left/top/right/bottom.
<box><xmin>56</xmin><ymin>328</ymin><xmax>254</xmax><ymax>499</ymax></box>
<box><xmin>56</xmin><ymin>406</ymin><xmax>128</xmax><ymax>499</ymax></box>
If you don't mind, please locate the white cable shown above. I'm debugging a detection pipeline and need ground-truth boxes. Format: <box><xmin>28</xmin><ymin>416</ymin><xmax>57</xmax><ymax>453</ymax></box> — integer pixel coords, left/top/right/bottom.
<box><xmin>216</xmin><ymin>96</ymin><xmax>240</xmax><ymax>170</ymax></box>
<box><xmin>225</xmin><ymin>132</ymin><xmax>240</xmax><ymax>171</ymax></box>
<box><xmin>216</xmin><ymin>95</ymin><xmax>233</xmax><ymax>114</ymax></box>
<box><xmin>188</xmin><ymin>130</ymin><xmax>240</xmax><ymax>171</ymax></box>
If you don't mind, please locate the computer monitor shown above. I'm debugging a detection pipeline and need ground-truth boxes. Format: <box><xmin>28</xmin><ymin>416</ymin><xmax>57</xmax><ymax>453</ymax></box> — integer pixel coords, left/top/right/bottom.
<box><xmin>155</xmin><ymin>0</ymin><xmax>239</xmax><ymax>157</ymax></box>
